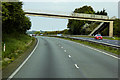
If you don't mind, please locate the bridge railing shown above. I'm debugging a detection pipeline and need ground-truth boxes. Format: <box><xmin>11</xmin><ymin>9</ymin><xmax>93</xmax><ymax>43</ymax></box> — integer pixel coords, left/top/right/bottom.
<box><xmin>71</xmin><ymin>13</ymin><xmax>109</xmax><ymax>19</ymax></box>
<box><xmin>24</xmin><ymin>9</ymin><xmax>112</xmax><ymax>20</ymax></box>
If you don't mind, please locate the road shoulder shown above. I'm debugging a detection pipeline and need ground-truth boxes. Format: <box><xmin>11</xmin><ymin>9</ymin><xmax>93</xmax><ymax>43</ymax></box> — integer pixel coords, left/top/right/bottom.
<box><xmin>2</xmin><ymin>38</ymin><xmax>38</xmax><ymax>79</ymax></box>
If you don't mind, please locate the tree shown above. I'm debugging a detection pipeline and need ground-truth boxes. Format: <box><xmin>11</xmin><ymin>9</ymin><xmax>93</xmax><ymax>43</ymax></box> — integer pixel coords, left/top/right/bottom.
<box><xmin>113</xmin><ymin>19</ymin><xmax>120</xmax><ymax>37</ymax></box>
<box><xmin>2</xmin><ymin>2</ymin><xmax>31</xmax><ymax>34</ymax></box>
<box><xmin>34</xmin><ymin>31</ymin><xmax>41</xmax><ymax>35</ymax></box>
<box><xmin>95</xmin><ymin>8</ymin><xmax>107</xmax><ymax>16</ymax></box>
<box><xmin>67</xmin><ymin>5</ymin><xmax>95</xmax><ymax>35</ymax></box>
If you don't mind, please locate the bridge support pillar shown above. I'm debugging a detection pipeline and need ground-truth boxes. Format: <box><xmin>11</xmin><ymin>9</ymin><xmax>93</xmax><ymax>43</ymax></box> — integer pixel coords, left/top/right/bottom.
<box><xmin>109</xmin><ymin>21</ymin><xmax>113</xmax><ymax>37</ymax></box>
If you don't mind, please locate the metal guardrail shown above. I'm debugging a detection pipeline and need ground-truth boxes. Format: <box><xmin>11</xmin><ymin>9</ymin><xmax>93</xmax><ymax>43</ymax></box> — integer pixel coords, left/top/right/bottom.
<box><xmin>70</xmin><ymin>37</ymin><xmax>120</xmax><ymax>49</ymax></box>
<box><xmin>52</xmin><ymin>35</ymin><xmax>120</xmax><ymax>49</ymax></box>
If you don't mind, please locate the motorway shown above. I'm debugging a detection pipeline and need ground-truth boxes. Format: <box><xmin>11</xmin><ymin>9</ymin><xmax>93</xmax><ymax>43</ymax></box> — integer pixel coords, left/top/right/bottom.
<box><xmin>70</xmin><ymin>37</ymin><xmax>120</xmax><ymax>46</ymax></box>
<box><xmin>10</xmin><ymin>36</ymin><xmax>118</xmax><ymax>78</ymax></box>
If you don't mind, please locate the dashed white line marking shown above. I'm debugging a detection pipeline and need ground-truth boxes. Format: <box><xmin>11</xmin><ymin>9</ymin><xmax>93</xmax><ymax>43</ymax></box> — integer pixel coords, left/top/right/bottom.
<box><xmin>54</xmin><ymin>38</ymin><xmax>120</xmax><ymax>59</ymax></box>
<box><xmin>60</xmin><ymin>39</ymin><xmax>120</xmax><ymax>59</ymax></box>
<box><xmin>74</xmin><ymin>64</ymin><xmax>79</xmax><ymax>69</ymax></box>
<box><xmin>68</xmin><ymin>55</ymin><xmax>71</xmax><ymax>58</ymax></box>
<box><xmin>64</xmin><ymin>50</ymin><xmax>66</xmax><ymax>52</ymax></box>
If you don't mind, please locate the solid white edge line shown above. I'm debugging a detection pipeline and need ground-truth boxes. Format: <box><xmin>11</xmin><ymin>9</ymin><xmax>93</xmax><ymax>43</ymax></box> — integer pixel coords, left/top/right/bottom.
<box><xmin>7</xmin><ymin>38</ymin><xmax>39</xmax><ymax>80</ymax></box>
<box><xmin>74</xmin><ymin>64</ymin><xmax>79</xmax><ymax>69</ymax></box>
<box><xmin>84</xmin><ymin>45</ymin><xmax>119</xmax><ymax>59</ymax></box>
<box><xmin>57</xmin><ymin>38</ymin><xmax>120</xmax><ymax>59</ymax></box>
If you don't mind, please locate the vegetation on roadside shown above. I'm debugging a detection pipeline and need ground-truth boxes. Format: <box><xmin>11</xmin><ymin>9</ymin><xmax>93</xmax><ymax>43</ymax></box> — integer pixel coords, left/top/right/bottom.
<box><xmin>54</xmin><ymin>37</ymin><xmax>119</xmax><ymax>55</ymax></box>
<box><xmin>2</xmin><ymin>34</ymin><xmax>35</xmax><ymax>68</ymax></box>
<box><xmin>32</xmin><ymin>29</ymin><xmax>69</xmax><ymax>35</ymax></box>
<box><xmin>2</xmin><ymin>2</ymin><xmax>33</xmax><ymax>68</ymax></box>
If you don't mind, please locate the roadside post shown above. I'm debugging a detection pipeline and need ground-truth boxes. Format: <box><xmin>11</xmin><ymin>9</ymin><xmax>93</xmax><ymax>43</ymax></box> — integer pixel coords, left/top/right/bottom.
<box><xmin>4</xmin><ymin>43</ymin><xmax>5</xmax><ymax>52</ymax></box>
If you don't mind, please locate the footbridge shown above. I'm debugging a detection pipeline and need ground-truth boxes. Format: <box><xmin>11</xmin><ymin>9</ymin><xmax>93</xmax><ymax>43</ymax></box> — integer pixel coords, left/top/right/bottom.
<box><xmin>24</xmin><ymin>10</ymin><xmax>114</xmax><ymax>37</ymax></box>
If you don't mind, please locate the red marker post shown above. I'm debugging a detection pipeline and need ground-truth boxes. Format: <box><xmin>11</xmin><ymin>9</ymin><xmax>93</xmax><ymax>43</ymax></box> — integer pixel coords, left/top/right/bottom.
<box><xmin>4</xmin><ymin>43</ymin><xmax>5</xmax><ymax>52</ymax></box>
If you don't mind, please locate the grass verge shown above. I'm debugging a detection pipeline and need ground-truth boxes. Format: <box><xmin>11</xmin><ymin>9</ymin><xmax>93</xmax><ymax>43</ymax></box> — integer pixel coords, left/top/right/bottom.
<box><xmin>54</xmin><ymin>36</ymin><xmax>119</xmax><ymax>55</ymax></box>
<box><xmin>2</xmin><ymin>33</ymin><xmax>35</xmax><ymax>69</ymax></box>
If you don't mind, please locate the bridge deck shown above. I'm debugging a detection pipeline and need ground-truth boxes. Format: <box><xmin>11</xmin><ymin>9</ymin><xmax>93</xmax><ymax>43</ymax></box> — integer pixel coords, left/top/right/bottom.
<box><xmin>25</xmin><ymin>12</ymin><xmax>114</xmax><ymax>22</ymax></box>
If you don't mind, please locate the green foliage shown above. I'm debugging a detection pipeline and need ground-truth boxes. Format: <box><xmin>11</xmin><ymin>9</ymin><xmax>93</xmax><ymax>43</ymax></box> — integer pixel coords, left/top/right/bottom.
<box><xmin>67</xmin><ymin>5</ymin><xmax>95</xmax><ymax>35</ymax></box>
<box><xmin>113</xmin><ymin>19</ymin><xmax>120</xmax><ymax>37</ymax></box>
<box><xmin>63</xmin><ymin>29</ymin><xmax>69</xmax><ymax>34</ymax></box>
<box><xmin>95</xmin><ymin>8</ymin><xmax>107</xmax><ymax>16</ymax></box>
<box><xmin>2</xmin><ymin>33</ymin><xmax>35</xmax><ymax>68</ymax></box>
<box><xmin>2</xmin><ymin>2</ymin><xmax>33</xmax><ymax>68</ymax></box>
<box><xmin>100</xmin><ymin>19</ymin><xmax>120</xmax><ymax>37</ymax></box>
<box><xmin>2</xmin><ymin>2</ymin><xmax>31</xmax><ymax>34</ymax></box>
<box><xmin>74</xmin><ymin>5</ymin><xmax>95</xmax><ymax>14</ymax></box>
<box><xmin>43</xmin><ymin>29</ymin><xmax>69</xmax><ymax>35</ymax></box>
<box><xmin>2</xmin><ymin>33</ymin><xmax>33</xmax><ymax>58</ymax></box>
<box><xmin>67</xmin><ymin>6</ymin><xmax>109</xmax><ymax>35</ymax></box>
<box><xmin>34</xmin><ymin>31</ymin><xmax>41</xmax><ymax>35</ymax></box>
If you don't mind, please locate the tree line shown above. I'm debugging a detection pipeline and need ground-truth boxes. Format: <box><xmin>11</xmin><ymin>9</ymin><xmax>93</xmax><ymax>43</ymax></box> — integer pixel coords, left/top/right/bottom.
<box><xmin>67</xmin><ymin>5</ymin><xmax>120</xmax><ymax>37</ymax></box>
<box><xmin>2</xmin><ymin>2</ymin><xmax>31</xmax><ymax>35</ymax></box>
<box><xmin>33</xmin><ymin>29</ymin><xmax>68</xmax><ymax>35</ymax></box>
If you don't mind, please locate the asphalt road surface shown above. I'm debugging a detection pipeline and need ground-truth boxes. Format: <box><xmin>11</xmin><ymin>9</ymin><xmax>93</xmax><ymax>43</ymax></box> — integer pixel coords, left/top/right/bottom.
<box><xmin>71</xmin><ymin>37</ymin><xmax>120</xmax><ymax>46</ymax></box>
<box><xmin>11</xmin><ymin>36</ymin><xmax>118</xmax><ymax>78</ymax></box>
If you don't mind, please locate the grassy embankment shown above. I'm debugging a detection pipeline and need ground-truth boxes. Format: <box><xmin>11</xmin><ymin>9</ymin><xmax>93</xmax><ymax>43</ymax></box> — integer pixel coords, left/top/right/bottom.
<box><xmin>54</xmin><ymin>36</ymin><xmax>119</xmax><ymax>55</ymax></box>
<box><xmin>2</xmin><ymin>33</ymin><xmax>35</xmax><ymax>69</ymax></box>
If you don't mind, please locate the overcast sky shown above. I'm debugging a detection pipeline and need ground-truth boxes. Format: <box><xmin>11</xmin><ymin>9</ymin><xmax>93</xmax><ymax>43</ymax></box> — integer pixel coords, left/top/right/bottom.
<box><xmin>20</xmin><ymin>0</ymin><xmax>120</xmax><ymax>2</ymax></box>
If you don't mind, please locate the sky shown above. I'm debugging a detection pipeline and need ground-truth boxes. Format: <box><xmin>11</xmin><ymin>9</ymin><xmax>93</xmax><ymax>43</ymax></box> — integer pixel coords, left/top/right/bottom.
<box><xmin>21</xmin><ymin>1</ymin><xmax>119</xmax><ymax>31</ymax></box>
<box><xmin>20</xmin><ymin>0</ymin><xmax>120</xmax><ymax>2</ymax></box>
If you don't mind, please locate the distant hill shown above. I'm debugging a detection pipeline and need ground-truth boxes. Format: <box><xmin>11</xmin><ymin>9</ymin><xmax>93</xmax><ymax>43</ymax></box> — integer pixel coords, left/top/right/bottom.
<box><xmin>27</xmin><ymin>30</ymin><xmax>45</xmax><ymax>34</ymax></box>
<box><xmin>26</xmin><ymin>30</ymin><xmax>37</xmax><ymax>34</ymax></box>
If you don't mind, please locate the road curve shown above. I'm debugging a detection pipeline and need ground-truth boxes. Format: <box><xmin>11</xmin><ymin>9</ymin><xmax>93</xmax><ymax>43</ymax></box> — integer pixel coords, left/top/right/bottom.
<box><xmin>10</xmin><ymin>36</ymin><xmax>118</xmax><ymax>78</ymax></box>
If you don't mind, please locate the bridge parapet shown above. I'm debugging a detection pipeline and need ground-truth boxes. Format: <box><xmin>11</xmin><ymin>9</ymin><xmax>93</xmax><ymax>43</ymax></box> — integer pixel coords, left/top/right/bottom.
<box><xmin>72</xmin><ymin>13</ymin><xmax>109</xmax><ymax>20</ymax></box>
<box><xmin>24</xmin><ymin>9</ymin><xmax>115</xmax><ymax>21</ymax></box>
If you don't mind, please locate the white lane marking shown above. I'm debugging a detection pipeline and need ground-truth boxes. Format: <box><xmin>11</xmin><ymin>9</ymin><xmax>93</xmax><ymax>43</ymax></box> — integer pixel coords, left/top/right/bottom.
<box><xmin>56</xmin><ymin>38</ymin><xmax>120</xmax><ymax>59</ymax></box>
<box><xmin>61</xmin><ymin>47</ymin><xmax>63</xmax><ymax>48</ymax></box>
<box><xmin>82</xmin><ymin>45</ymin><xmax>120</xmax><ymax>59</ymax></box>
<box><xmin>8</xmin><ymin>39</ymin><xmax>39</xmax><ymax>80</ymax></box>
<box><xmin>64</xmin><ymin>50</ymin><xmax>66</xmax><ymax>52</ymax></box>
<box><xmin>74</xmin><ymin>64</ymin><xmax>79</xmax><ymax>69</ymax></box>
<box><xmin>68</xmin><ymin>55</ymin><xmax>71</xmax><ymax>58</ymax></box>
